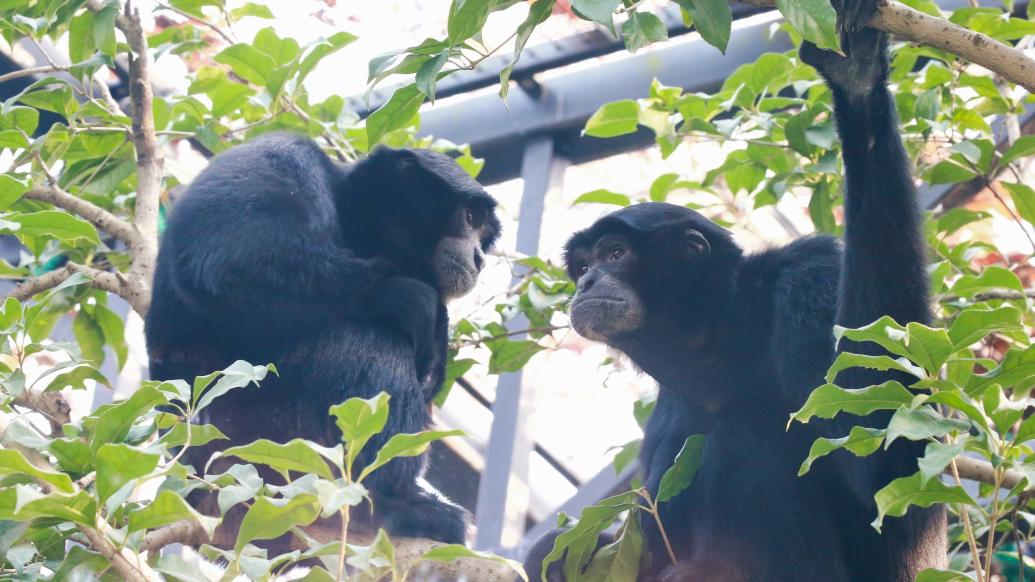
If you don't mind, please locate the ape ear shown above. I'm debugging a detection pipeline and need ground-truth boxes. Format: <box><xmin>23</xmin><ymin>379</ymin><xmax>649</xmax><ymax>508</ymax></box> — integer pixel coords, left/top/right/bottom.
<box><xmin>649</xmin><ymin>221</ymin><xmax>711</xmax><ymax>262</ymax></box>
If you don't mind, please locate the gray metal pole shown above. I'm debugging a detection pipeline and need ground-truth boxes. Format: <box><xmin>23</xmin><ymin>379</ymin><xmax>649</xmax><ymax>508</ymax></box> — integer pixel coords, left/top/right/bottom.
<box><xmin>474</xmin><ymin>136</ymin><xmax>566</xmax><ymax>554</ymax></box>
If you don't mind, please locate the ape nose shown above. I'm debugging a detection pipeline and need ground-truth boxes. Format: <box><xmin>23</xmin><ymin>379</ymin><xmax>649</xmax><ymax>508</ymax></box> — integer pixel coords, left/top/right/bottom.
<box><xmin>578</xmin><ymin>271</ymin><xmax>596</xmax><ymax>292</ymax></box>
<box><xmin>473</xmin><ymin>250</ymin><xmax>484</xmax><ymax>272</ymax></box>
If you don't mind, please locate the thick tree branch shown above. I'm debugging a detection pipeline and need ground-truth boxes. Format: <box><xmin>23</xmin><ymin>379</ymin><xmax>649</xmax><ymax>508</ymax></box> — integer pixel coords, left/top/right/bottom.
<box><xmin>952</xmin><ymin>455</ymin><xmax>1031</xmax><ymax>494</ymax></box>
<box><xmin>740</xmin><ymin>0</ymin><xmax>1035</xmax><ymax>94</ymax></box>
<box><xmin>24</xmin><ymin>185</ymin><xmax>139</xmax><ymax>248</ymax></box>
<box><xmin>119</xmin><ymin>2</ymin><xmax>162</xmax><ymax>317</ymax></box>
<box><xmin>11</xmin><ymin>390</ymin><xmax>71</xmax><ymax>433</ymax></box>
<box><xmin>81</xmin><ymin>520</ymin><xmax>161</xmax><ymax>582</ymax></box>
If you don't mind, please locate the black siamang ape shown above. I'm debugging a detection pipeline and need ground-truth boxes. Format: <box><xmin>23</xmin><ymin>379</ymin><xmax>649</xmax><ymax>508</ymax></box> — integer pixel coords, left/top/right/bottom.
<box><xmin>525</xmin><ymin>6</ymin><xmax>946</xmax><ymax>582</ymax></box>
<box><xmin>146</xmin><ymin>134</ymin><xmax>500</xmax><ymax>544</ymax></box>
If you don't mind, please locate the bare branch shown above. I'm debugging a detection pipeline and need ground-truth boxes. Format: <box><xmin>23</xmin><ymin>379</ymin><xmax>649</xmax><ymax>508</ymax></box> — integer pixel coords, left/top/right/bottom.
<box><xmin>24</xmin><ymin>185</ymin><xmax>139</xmax><ymax>248</ymax></box>
<box><xmin>739</xmin><ymin>0</ymin><xmax>1035</xmax><ymax>94</ymax></box>
<box><xmin>119</xmin><ymin>1</ymin><xmax>163</xmax><ymax>316</ymax></box>
<box><xmin>141</xmin><ymin>520</ymin><xmax>209</xmax><ymax>553</ymax></box>
<box><xmin>11</xmin><ymin>390</ymin><xmax>71</xmax><ymax>433</ymax></box>
<box><xmin>952</xmin><ymin>455</ymin><xmax>1031</xmax><ymax>494</ymax></box>
<box><xmin>81</xmin><ymin>521</ymin><xmax>161</xmax><ymax>582</ymax></box>
<box><xmin>938</xmin><ymin>289</ymin><xmax>1035</xmax><ymax>302</ymax></box>
<box><xmin>7</xmin><ymin>266</ymin><xmax>74</xmax><ymax>303</ymax></box>
<box><xmin>0</xmin><ymin>64</ymin><xmax>69</xmax><ymax>84</ymax></box>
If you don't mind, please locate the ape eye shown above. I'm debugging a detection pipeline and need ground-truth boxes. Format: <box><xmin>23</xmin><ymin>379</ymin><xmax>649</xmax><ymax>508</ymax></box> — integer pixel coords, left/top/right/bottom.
<box><xmin>576</xmin><ymin>264</ymin><xmax>589</xmax><ymax>277</ymax></box>
<box><xmin>609</xmin><ymin>247</ymin><xmax>626</xmax><ymax>262</ymax></box>
<box><xmin>465</xmin><ymin>208</ymin><xmax>474</xmax><ymax>226</ymax></box>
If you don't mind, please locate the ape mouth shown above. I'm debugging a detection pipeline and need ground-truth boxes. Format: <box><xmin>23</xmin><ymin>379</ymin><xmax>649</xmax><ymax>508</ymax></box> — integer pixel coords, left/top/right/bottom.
<box><xmin>443</xmin><ymin>252</ymin><xmax>477</xmax><ymax>276</ymax></box>
<box><xmin>572</xmin><ymin>295</ymin><xmax>626</xmax><ymax>308</ymax></box>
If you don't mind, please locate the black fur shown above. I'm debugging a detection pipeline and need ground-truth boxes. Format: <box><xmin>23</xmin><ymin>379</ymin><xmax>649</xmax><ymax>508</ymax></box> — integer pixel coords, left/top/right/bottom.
<box><xmin>146</xmin><ymin>133</ymin><xmax>500</xmax><ymax>544</ymax></box>
<box><xmin>525</xmin><ymin>14</ymin><xmax>945</xmax><ymax>582</ymax></box>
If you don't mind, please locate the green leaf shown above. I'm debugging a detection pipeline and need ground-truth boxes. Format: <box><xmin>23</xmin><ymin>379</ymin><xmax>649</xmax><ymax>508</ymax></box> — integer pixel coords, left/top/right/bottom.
<box><xmin>872</xmin><ymin>471</ymin><xmax>973</xmax><ymax>531</ymax></box>
<box><xmin>885</xmin><ymin>406</ymin><xmax>969</xmax><ymax>447</ymax></box>
<box><xmin>0</xmin><ymin>175</ymin><xmax>28</xmax><ymax>212</ymax></box>
<box><xmin>499</xmin><ymin>0</ymin><xmax>556</xmax><ymax>99</ymax></box>
<box><xmin>416</xmin><ymin>51</ymin><xmax>449</xmax><ymax>103</ymax></box>
<box><xmin>68</xmin><ymin>11</ymin><xmax>96</xmax><ymax>64</ymax></box>
<box><xmin>45</xmin><ymin>363</ymin><xmax>110</xmax><ymax>393</ymax></box>
<box><xmin>214</xmin><ymin>44</ymin><xmax>277</xmax><ymax>86</ymax></box>
<box><xmin>0</xmin><ymin>487</ymin><xmax>96</xmax><ymax>525</ymax></box>
<box><xmin>799</xmin><ymin>426</ymin><xmax>885</xmax><ymax>476</ymax></box>
<box><xmin>366</xmin><ymin>84</ymin><xmax>423</xmax><ymax>145</ymax></box>
<box><xmin>10</xmin><ymin>210</ymin><xmax>100</xmax><ymax>245</ymax></box>
<box><xmin>936</xmin><ymin>208</ymin><xmax>990</xmax><ymax>235</ymax></box>
<box><xmin>825</xmin><ymin>353</ymin><xmax>924</xmax><ymax>384</ymax></box>
<box><xmin>656</xmin><ymin>435</ymin><xmax>705</xmax><ymax>503</ymax></box>
<box><xmin>948</xmin><ymin>305</ymin><xmax>1023</xmax><ymax>350</ymax></box>
<box><xmin>448</xmin><ymin>0</ymin><xmax>494</xmax><ymax>43</ymax></box>
<box><xmin>194</xmin><ymin>360</ymin><xmax>274</xmax><ymax>411</ymax></box>
<box><xmin>95</xmin><ymin>443</ymin><xmax>160</xmax><ymax>503</ymax></box>
<box><xmin>572</xmin><ymin>0</ymin><xmax>621</xmax><ymax>34</ymax></box>
<box><xmin>1001</xmin><ymin>182</ymin><xmax>1035</xmax><ymax>227</ymax></box>
<box><xmin>835</xmin><ymin>316</ymin><xmax>910</xmax><ymax>360</ymax></box>
<box><xmin>329</xmin><ymin>392</ymin><xmax>389</xmax><ymax>470</ymax></box>
<box><xmin>313</xmin><ymin>479</ymin><xmax>367</xmax><ymax>517</ymax></box>
<box><xmin>1001</xmin><ymin>135</ymin><xmax>1035</xmax><ymax>166</ymax></box>
<box><xmin>359</xmin><ymin>429</ymin><xmax>464</xmax><ymax>481</ymax></box>
<box><xmin>916</xmin><ymin>440</ymin><xmax>965</xmax><ymax>485</ymax></box>
<box><xmin>541</xmin><ymin>492</ymin><xmax>640</xmax><ymax>579</ymax></box>
<box><xmin>73</xmin><ymin>311</ymin><xmax>105</xmax><ymax>365</ymax></box>
<box><xmin>488</xmin><ymin>339</ymin><xmax>544</xmax><ymax>374</ymax></box>
<box><xmin>0</xmin><ymin>449</ymin><xmax>74</xmax><ymax>493</ymax></box>
<box><xmin>949</xmin><ymin>265</ymin><xmax>1025</xmax><ymax>298</ymax></box>
<box><xmin>128</xmin><ymin>490</ymin><xmax>220</xmax><ymax>535</ymax></box>
<box><xmin>297</xmin><ymin>32</ymin><xmax>358</xmax><ymax>87</ymax></box>
<box><xmin>49</xmin><ymin>438</ymin><xmax>94</xmax><ymax>475</ymax></box>
<box><xmin>158</xmin><ymin>422</ymin><xmax>228</xmax><ymax>448</ymax></box>
<box><xmin>904</xmin><ymin>323</ymin><xmax>952</xmax><ymax>373</ymax></box>
<box><xmin>675</xmin><ymin>0</ymin><xmax>731</xmax><ymax>52</ymax></box>
<box><xmin>927</xmin><ymin>160</ymin><xmax>977</xmax><ymax>184</ymax></box>
<box><xmin>421</xmin><ymin>545</ymin><xmax>527</xmax><ymax>580</ymax></box>
<box><xmin>221</xmin><ymin>439</ymin><xmax>334</xmax><ymax>480</ymax></box>
<box><xmin>791</xmin><ymin>381</ymin><xmax>915</xmax><ymax>424</ymax></box>
<box><xmin>776</xmin><ymin>0</ymin><xmax>841</xmax><ymax>52</ymax></box>
<box><xmin>92</xmin><ymin>3</ymin><xmax>118</xmax><ymax>57</ymax></box>
<box><xmin>235</xmin><ymin>494</ymin><xmax>320</xmax><ymax>552</ymax></box>
<box><xmin>229</xmin><ymin>2</ymin><xmax>275</xmax><ymax>20</ymax></box>
<box><xmin>579</xmin><ymin>515</ymin><xmax>643</xmax><ymax>581</ymax></box>
<box><xmin>572</xmin><ymin>189</ymin><xmax>631</xmax><ymax>207</ymax></box>
<box><xmin>622</xmin><ymin>11</ymin><xmax>668</xmax><ymax>53</ymax></box>
<box><xmin>584</xmin><ymin>100</ymin><xmax>640</xmax><ymax>138</ymax></box>
<box><xmin>90</xmin><ymin>303</ymin><xmax>128</xmax><ymax>369</ymax></box>
<box><xmin>914</xmin><ymin>570</ymin><xmax>973</xmax><ymax>582</ymax></box>
<box><xmin>91</xmin><ymin>385</ymin><xmax>167</xmax><ymax>449</ymax></box>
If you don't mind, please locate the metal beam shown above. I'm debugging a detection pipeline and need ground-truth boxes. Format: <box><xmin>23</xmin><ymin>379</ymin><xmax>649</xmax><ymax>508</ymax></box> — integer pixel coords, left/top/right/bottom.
<box><xmin>350</xmin><ymin>4</ymin><xmax>773</xmax><ymax>117</ymax></box>
<box><xmin>419</xmin><ymin>12</ymin><xmax>793</xmax><ymax>185</ymax></box>
<box><xmin>474</xmin><ymin>136</ymin><xmax>566</xmax><ymax>554</ymax></box>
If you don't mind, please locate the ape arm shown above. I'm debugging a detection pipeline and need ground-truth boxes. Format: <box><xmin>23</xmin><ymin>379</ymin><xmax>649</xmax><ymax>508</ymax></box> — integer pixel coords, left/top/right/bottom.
<box><xmin>802</xmin><ymin>31</ymin><xmax>932</xmax><ymax>378</ymax></box>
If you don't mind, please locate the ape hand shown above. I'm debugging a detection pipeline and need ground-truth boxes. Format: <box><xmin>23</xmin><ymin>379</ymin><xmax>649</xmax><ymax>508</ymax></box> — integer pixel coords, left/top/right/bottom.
<box><xmin>369</xmin><ymin>276</ymin><xmax>441</xmax><ymax>375</ymax></box>
<box><xmin>799</xmin><ymin>0</ymin><xmax>887</xmax><ymax>95</ymax></box>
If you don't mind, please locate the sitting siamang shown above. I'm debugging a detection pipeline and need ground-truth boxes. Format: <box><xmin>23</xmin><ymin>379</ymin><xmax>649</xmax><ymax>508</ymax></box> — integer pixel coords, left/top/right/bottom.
<box><xmin>525</xmin><ymin>5</ymin><xmax>945</xmax><ymax>582</ymax></box>
<box><xmin>146</xmin><ymin>133</ymin><xmax>500</xmax><ymax>544</ymax></box>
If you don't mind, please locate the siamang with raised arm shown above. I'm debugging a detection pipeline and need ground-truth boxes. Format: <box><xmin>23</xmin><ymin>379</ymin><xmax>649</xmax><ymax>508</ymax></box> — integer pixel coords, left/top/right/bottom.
<box><xmin>524</xmin><ymin>5</ymin><xmax>946</xmax><ymax>581</ymax></box>
<box><xmin>146</xmin><ymin>133</ymin><xmax>500</xmax><ymax>544</ymax></box>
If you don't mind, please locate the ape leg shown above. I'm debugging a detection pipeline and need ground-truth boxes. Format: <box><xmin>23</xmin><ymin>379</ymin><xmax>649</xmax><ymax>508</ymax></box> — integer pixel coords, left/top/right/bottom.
<box><xmin>276</xmin><ymin>323</ymin><xmax>470</xmax><ymax>544</ymax></box>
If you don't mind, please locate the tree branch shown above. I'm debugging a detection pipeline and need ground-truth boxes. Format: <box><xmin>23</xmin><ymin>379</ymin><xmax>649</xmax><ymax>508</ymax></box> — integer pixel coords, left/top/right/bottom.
<box><xmin>11</xmin><ymin>390</ymin><xmax>71</xmax><ymax>434</ymax></box>
<box><xmin>951</xmin><ymin>455</ymin><xmax>1031</xmax><ymax>494</ymax></box>
<box><xmin>23</xmin><ymin>185</ymin><xmax>139</xmax><ymax>248</ymax></box>
<box><xmin>740</xmin><ymin>0</ymin><xmax>1035</xmax><ymax>94</ymax></box>
<box><xmin>0</xmin><ymin>64</ymin><xmax>69</xmax><ymax>84</ymax></box>
<box><xmin>120</xmin><ymin>2</ymin><xmax>162</xmax><ymax>317</ymax></box>
<box><xmin>81</xmin><ymin>520</ymin><xmax>161</xmax><ymax>582</ymax></box>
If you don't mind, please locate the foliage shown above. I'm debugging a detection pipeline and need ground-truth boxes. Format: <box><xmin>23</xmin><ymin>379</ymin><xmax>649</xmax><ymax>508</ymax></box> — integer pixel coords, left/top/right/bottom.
<box><xmin>0</xmin><ymin>279</ymin><xmax>524</xmax><ymax>579</ymax></box>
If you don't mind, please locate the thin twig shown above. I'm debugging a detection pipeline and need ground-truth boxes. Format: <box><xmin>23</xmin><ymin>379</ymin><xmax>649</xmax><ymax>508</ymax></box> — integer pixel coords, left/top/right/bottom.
<box><xmin>156</xmin><ymin>2</ymin><xmax>235</xmax><ymax>44</ymax></box>
<box><xmin>0</xmin><ymin>65</ymin><xmax>69</xmax><ymax>85</ymax></box>
<box><xmin>23</xmin><ymin>185</ymin><xmax>139</xmax><ymax>248</ymax></box>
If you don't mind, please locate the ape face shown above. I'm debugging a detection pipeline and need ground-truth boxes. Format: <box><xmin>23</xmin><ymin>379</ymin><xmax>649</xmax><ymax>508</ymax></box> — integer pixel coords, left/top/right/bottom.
<box><xmin>563</xmin><ymin>203</ymin><xmax>732</xmax><ymax>343</ymax></box>
<box><xmin>433</xmin><ymin>203</ymin><xmax>494</xmax><ymax>300</ymax></box>
<box><xmin>565</xmin><ymin>233</ymin><xmax>647</xmax><ymax>341</ymax></box>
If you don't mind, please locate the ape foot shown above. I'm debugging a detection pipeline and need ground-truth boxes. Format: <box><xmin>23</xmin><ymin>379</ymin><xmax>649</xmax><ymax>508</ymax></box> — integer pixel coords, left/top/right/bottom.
<box><xmin>379</xmin><ymin>491</ymin><xmax>470</xmax><ymax>544</ymax></box>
